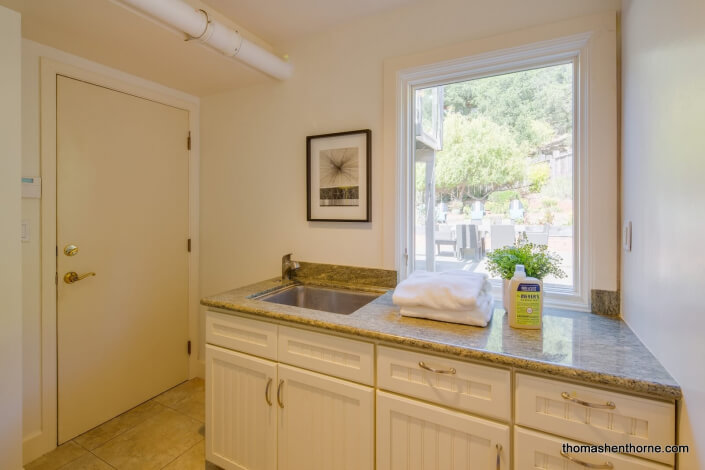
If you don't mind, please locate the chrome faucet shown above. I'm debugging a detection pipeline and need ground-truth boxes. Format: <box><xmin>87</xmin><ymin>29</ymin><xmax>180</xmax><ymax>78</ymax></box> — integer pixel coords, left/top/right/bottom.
<box><xmin>281</xmin><ymin>253</ymin><xmax>301</xmax><ymax>282</ymax></box>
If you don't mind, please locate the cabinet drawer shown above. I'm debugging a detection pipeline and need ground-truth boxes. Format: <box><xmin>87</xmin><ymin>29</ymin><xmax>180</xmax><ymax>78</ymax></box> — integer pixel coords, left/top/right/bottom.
<box><xmin>206</xmin><ymin>310</ymin><xmax>277</xmax><ymax>360</ymax></box>
<box><xmin>377</xmin><ymin>346</ymin><xmax>510</xmax><ymax>421</ymax></box>
<box><xmin>278</xmin><ymin>326</ymin><xmax>374</xmax><ymax>385</ymax></box>
<box><xmin>515</xmin><ymin>374</ymin><xmax>675</xmax><ymax>465</ymax></box>
<box><xmin>515</xmin><ymin>426</ymin><xmax>672</xmax><ymax>470</ymax></box>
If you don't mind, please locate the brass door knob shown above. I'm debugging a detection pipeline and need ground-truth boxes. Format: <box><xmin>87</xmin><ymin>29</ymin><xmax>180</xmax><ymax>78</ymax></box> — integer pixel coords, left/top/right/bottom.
<box><xmin>63</xmin><ymin>271</ymin><xmax>96</xmax><ymax>284</ymax></box>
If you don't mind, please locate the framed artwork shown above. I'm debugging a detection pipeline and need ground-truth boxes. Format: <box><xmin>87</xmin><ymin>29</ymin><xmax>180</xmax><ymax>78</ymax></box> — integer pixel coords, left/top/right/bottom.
<box><xmin>306</xmin><ymin>129</ymin><xmax>371</xmax><ymax>222</ymax></box>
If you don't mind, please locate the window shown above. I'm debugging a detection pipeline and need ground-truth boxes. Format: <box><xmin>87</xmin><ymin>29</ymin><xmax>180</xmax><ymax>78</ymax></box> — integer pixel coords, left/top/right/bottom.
<box><xmin>394</xmin><ymin>33</ymin><xmax>607</xmax><ymax>309</ymax></box>
<box><xmin>413</xmin><ymin>63</ymin><xmax>574</xmax><ymax>289</ymax></box>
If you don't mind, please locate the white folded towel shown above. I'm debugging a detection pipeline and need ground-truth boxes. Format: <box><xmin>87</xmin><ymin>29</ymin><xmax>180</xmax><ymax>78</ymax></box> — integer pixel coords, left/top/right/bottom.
<box><xmin>392</xmin><ymin>270</ymin><xmax>490</xmax><ymax>311</ymax></box>
<box><xmin>399</xmin><ymin>295</ymin><xmax>495</xmax><ymax>327</ymax></box>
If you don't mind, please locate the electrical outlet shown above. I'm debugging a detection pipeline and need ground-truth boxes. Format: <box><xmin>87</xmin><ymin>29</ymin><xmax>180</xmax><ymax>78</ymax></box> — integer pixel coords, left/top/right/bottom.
<box><xmin>623</xmin><ymin>220</ymin><xmax>632</xmax><ymax>252</ymax></box>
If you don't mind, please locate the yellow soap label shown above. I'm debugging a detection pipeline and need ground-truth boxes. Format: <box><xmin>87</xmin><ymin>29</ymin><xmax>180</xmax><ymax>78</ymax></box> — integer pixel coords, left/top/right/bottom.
<box><xmin>515</xmin><ymin>283</ymin><xmax>541</xmax><ymax>326</ymax></box>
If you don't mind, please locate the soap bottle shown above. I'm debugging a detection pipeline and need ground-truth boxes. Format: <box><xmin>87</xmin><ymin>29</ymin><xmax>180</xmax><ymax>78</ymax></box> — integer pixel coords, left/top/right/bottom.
<box><xmin>507</xmin><ymin>264</ymin><xmax>543</xmax><ymax>329</ymax></box>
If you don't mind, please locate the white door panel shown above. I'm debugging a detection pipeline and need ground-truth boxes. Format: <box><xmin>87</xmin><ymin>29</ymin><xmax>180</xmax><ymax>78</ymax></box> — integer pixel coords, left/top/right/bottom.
<box><xmin>57</xmin><ymin>76</ymin><xmax>190</xmax><ymax>442</ymax></box>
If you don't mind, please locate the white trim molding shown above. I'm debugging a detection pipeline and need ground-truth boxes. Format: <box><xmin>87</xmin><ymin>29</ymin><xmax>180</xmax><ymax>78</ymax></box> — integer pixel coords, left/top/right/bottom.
<box><xmin>387</xmin><ymin>15</ymin><xmax>618</xmax><ymax>311</ymax></box>
<box><xmin>24</xmin><ymin>41</ymin><xmax>201</xmax><ymax>463</ymax></box>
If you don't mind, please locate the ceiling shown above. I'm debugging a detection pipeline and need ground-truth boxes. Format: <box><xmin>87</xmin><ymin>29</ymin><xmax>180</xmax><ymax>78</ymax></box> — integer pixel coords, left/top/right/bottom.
<box><xmin>203</xmin><ymin>0</ymin><xmax>419</xmax><ymax>46</ymax></box>
<box><xmin>0</xmin><ymin>0</ymin><xmax>420</xmax><ymax>96</ymax></box>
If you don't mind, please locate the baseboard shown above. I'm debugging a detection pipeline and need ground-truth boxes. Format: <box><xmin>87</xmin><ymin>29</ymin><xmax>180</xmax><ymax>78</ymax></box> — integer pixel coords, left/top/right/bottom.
<box><xmin>23</xmin><ymin>430</ymin><xmax>55</xmax><ymax>466</ymax></box>
<box><xmin>190</xmin><ymin>358</ymin><xmax>205</xmax><ymax>379</ymax></box>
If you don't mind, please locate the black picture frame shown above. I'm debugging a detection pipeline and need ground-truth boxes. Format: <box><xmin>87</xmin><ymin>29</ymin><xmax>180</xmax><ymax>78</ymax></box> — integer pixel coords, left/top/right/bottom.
<box><xmin>306</xmin><ymin>129</ymin><xmax>371</xmax><ymax>222</ymax></box>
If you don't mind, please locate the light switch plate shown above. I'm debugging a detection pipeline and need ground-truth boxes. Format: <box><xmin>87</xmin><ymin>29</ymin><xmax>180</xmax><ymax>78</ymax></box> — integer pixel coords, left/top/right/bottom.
<box><xmin>623</xmin><ymin>220</ymin><xmax>632</xmax><ymax>252</ymax></box>
<box><xmin>21</xmin><ymin>219</ymin><xmax>30</xmax><ymax>242</ymax></box>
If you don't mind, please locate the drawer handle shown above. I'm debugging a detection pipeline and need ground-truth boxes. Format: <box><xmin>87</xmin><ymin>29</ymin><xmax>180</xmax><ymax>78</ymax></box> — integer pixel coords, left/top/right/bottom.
<box><xmin>561</xmin><ymin>392</ymin><xmax>616</xmax><ymax>409</ymax></box>
<box><xmin>496</xmin><ymin>443</ymin><xmax>502</xmax><ymax>470</ymax></box>
<box><xmin>418</xmin><ymin>361</ymin><xmax>456</xmax><ymax>375</ymax></box>
<box><xmin>265</xmin><ymin>378</ymin><xmax>273</xmax><ymax>406</ymax></box>
<box><xmin>560</xmin><ymin>451</ymin><xmax>614</xmax><ymax>469</ymax></box>
<box><xmin>277</xmin><ymin>380</ymin><xmax>285</xmax><ymax>408</ymax></box>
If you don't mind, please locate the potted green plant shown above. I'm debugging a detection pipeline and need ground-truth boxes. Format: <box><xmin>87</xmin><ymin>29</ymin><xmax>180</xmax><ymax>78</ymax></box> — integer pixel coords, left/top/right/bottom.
<box><xmin>485</xmin><ymin>236</ymin><xmax>566</xmax><ymax>307</ymax></box>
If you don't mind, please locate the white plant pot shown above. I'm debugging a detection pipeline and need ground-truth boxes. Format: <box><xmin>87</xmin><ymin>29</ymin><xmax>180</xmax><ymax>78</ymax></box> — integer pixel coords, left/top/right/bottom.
<box><xmin>502</xmin><ymin>279</ymin><xmax>510</xmax><ymax>310</ymax></box>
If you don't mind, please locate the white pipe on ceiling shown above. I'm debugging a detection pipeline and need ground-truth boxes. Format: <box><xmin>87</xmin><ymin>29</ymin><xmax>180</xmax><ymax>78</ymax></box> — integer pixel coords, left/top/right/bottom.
<box><xmin>112</xmin><ymin>0</ymin><xmax>293</xmax><ymax>80</ymax></box>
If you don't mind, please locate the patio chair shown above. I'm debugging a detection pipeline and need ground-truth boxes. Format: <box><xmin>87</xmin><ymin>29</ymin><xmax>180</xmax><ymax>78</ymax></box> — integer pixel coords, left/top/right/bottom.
<box><xmin>490</xmin><ymin>224</ymin><xmax>516</xmax><ymax>250</ymax></box>
<box><xmin>525</xmin><ymin>224</ymin><xmax>550</xmax><ymax>246</ymax></box>
<box><xmin>455</xmin><ymin>224</ymin><xmax>484</xmax><ymax>261</ymax></box>
<box><xmin>434</xmin><ymin>226</ymin><xmax>456</xmax><ymax>255</ymax></box>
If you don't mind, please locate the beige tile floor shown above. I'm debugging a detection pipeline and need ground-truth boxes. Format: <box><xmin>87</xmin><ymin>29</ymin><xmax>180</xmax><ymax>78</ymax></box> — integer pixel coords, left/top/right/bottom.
<box><xmin>26</xmin><ymin>378</ymin><xmax>220</xmax><ymax>470</ymax></box>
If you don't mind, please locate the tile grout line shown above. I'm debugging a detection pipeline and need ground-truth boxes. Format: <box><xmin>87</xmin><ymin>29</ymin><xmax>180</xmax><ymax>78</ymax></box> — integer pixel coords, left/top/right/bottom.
<box><xmin>157</xmin><ymin>437</ymin><xmax>205</xmax><ymax>470</ymax></box>
<box><xmin>43</xmin><ymin>380</ymin><xmax>204</xmax><ymax>470</ymax></box>
<box><xmin>50</xmin><ymin>441</ymin><xmax>105</xmax><ymax>470</ymax></box>
<box><xmin>78</xmin><ymin>401</ymin><xmax>171</xmax><ymax>457</ymax></box>
<box><xmin>87</xmin><ymin>450</ymin><xmax>118</xmax><ymax>470</ymax></box>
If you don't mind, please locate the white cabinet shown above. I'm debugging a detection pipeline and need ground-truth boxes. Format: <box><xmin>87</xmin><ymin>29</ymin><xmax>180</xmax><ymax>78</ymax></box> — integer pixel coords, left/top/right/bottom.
<box><xmin>376</xmin><ymin>391</ymin><xmax>510</xmax><ymax>470</ymax></box>
<box><xmin>377</xmin><ymin>346</ymin><xmax>510</xmax><ymax>421</ymax></box>
<box><xmin>206</xmin><ymin>312</ymin><xmax>374</xmax><ymax>470</ymax></box>
<box><xmin>515</xmin><ymin>426</ymin><xmax>672</xmax><ymax>470</ymax></box>
<box><xmin>205</xmin><ymin>344</ymin><xmax>277</xmax><ymax>470</ymax></box>
<box><xmin>515</xmin><ymin>374</ymin><xmax>675</xmax><ymax>465</ymax></box>
<box><xmin>206</xmin><ymin>310</ymin><xmax>678</xmax><ymax>470</ymax></box>
<box><xmin>278</xmin><ymin>364</ymin><xmax>374</xmax><ymax>470</ymax></box>
<box><xmin>206</xmin><ymin>310</ymin><xmax>278</xmax><ymax>360</ymax></box>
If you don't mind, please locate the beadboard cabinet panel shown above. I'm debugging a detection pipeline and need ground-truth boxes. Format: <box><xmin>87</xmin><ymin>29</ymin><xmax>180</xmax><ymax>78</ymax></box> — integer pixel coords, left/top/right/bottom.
<box><xmin>277</xmin><ymin>364</ymin><xmax>374</xmax><ymax>470</ymax></box>
<box><xmin>515</xmin><ymin>426</ymin><xmax>672</xmax><ymax>470</ymax></box>
<box><xmin>206</xmin><ymin>310</ymin><xmax>278</xmax><ymax>360</ymax></box>
<box><xmin>377</xmin><ymin>346</ymin><xmax>510</xmax><ymax>421</ymax></box>
<box><xmin>376</xmin><ymin>391</ymin><xmax>509</xmax><ymax>470</ymax></box>
<box><xmin>206</xmin><ymin>345</ymin><xmax>277</xmax><ymax>470</ymax></box>
<box><xmin>278</xmin><ymin>325</ymin><xmax>374</xmax><ymax>385</ymax></box>
<box><xmin>515</xmin><ymin>374</ymin><xmax>675</xmax><ymax>465</ymax></box>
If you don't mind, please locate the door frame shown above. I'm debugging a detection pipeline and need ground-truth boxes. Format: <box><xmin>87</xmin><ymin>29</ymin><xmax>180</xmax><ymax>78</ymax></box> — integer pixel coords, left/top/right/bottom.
<box><xmin>39</xmin><ymin>58</ymin><xmax>201</xmax><ymax>453</ymax></box>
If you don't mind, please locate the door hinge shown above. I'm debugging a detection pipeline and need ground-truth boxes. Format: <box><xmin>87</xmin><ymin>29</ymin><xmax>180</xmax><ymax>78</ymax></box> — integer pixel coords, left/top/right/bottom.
<box><xmin>187</xmin><ymin>131</ymin><xmax>191</xmax><ymax>150</ymax></box>
<box><xmin>55</xmin><ymin>272</ymin><xmax>58</xmax><ymax>285</ymax></box>
<box><xmin>187</xmin><ymin>340</ymin><xmax>192</xmax><ymax>356</ymax></box>
<box><xmin>56</xmin><ymin>245</ymin><xmax>58</xmax><ymax>257</ymax></box>
<box><xmin>187</xmin><ymin>238</ymin><xmax>191</xmax><ymax>253</ymax></box>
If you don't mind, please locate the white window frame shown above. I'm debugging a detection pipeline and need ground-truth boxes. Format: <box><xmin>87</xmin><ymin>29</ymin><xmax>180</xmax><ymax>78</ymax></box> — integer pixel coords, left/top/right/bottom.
<box><xmin>395</xmin><ymin>33</ymin><xmax>593</xmax><ymax>310</ymax></box>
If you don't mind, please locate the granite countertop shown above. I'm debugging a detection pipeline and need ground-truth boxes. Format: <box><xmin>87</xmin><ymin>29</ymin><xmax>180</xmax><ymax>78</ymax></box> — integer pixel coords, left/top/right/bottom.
<box><xmin>201</xmin><ymin>276</ymin><xmax>681</xmax><ymax>401</ymax></box>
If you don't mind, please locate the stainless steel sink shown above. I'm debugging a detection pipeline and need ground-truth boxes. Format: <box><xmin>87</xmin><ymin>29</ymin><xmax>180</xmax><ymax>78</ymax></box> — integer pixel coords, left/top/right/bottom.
<box><xmin>257</xmin><ymin>285</ymin><xmax>381</xmax><ymax>315</ymax></box>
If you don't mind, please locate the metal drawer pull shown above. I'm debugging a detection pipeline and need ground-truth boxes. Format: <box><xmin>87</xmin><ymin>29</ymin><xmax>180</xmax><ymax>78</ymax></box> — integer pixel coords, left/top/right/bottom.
<box><xmin>277</xmin><ymin>380</ymin><xmax>285</xmax><ymax>408</ymax></box>
<box><xmin>561</xmin><ymin>392</ymin><xmax>616</xmax><ymax>409</ymax></box>
<box><xmin>264</xmin><ymin>378</ymin><xmax>273</xmax><ymax>406</ymax></box>
<box><xmin>560</xmin><ymin>451</ymin><xmax>614</xmax><ymax>469</ymax></box>
<box><xmin>496</xmin><ymin>443</ymin><xmax>502</xmax><ymax>470</ymax></box>
<box><xmin>418</xmin><ymin>361</ymin><xmax>456</xmax><ymax>375</ymax></box>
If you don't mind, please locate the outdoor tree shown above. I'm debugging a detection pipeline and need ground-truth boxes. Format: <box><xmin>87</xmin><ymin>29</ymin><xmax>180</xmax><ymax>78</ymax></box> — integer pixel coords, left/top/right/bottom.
<box><xmin>434</xmin><ymin>113</ymin><xmax>550</xmax><ymax>202</ymax></box>
<box><xmin>426</xmin><ymin>64</ymin><xmax>572</xmax><ymax>205</ymax></box>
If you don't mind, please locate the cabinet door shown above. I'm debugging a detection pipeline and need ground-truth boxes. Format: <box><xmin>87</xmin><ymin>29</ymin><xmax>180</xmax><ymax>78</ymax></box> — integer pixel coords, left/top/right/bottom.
<box><xmin>206</xmin><ymin>345</ymin><xmax>277</xmax><ymax>470</ymax></box>
<box><xmin>277</xmin><ymin>364</ymin><xmax>374</xmax><ymax>470</ymax></box>
<box><xmin>377</xmin><ymin>391</ymin><xmax>510</xmax><ymax>470</ymax></box>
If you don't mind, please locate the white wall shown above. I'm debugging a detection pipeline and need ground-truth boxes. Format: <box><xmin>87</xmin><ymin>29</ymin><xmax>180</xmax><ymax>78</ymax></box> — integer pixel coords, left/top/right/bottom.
<box><xmin>0</xmin><ymin>5</ymin><xmax>23</xmax><ymax>470</ymax></box>
<box><xmin>200</xmin><ymin>0</ymin><xmax>619</xmax><ymax>296</ymax></box>
<box><xmin>621</xmin><ymin>1</ymin><xmax>705</xmax><ymax>468</ymax></box>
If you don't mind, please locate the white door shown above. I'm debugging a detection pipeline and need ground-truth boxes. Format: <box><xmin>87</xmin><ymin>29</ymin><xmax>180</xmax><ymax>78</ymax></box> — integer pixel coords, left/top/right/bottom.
<box><xmin>277</xmin><ymin>364</ymin><xmax>374</xmax><ymax>470</ymax></box>
<box><xmin>376</xmin><ymin>391</ymin><xmax>510</xmax><ymax>470</ymax></box>
<box><xmin>205</xmin><ymin>345</ymin><xmax>277</xmax><ymax>470</ymax></box>
<box><xmin>56</xmin><ymin>75</ymin><xmax>190</xmax><ymax>442</ymax></box>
